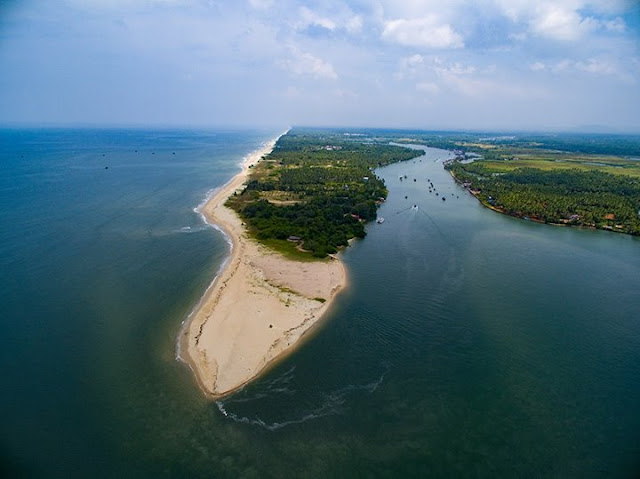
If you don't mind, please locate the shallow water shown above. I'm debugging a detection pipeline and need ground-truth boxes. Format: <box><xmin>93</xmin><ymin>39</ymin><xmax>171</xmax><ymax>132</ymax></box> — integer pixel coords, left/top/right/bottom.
<box><xmin>1</xmin><ymin>130</ymin><xmax>639</xmax><ymax>478</ymax></box>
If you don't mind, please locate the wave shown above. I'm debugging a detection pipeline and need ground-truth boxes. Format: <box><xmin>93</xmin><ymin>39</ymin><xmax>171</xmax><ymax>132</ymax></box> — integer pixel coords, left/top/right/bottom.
<box><xmin>174</xmin><ymin>225</ymin><xmax>211</xmax><ymax>234</ymax></box>
<box><xmin>216</xmin><ymin>367</ymin><xmax>386</xmax><ymax>431</ymax></box>
<box><xmin>175</xmin><ymin>128</ymin><xmax>290</xmax><ymax>369</ymax></box>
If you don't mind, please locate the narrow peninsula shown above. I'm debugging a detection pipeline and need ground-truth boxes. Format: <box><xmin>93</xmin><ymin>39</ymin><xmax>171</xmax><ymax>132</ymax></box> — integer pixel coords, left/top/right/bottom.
<box><xmin>181</xmin><ymin>129</ymin><xmax>421</xmax><ymax>398</ymax></box>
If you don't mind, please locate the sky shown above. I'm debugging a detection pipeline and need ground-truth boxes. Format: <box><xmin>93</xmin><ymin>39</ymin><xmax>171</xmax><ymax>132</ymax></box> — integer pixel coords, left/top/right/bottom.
<box><xmin>0</xmin><ymin>0</ymin><xmax>639</xmax><ymax>132</ymax></box>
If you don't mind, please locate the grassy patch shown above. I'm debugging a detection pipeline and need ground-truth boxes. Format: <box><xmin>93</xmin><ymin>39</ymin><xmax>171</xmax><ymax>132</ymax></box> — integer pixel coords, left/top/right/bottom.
<box><xmin>478</xmin><ymin>156</ymin><xmax>640</xmax><ymax>178</ymax></box>
<box><xmin>259</xmin><ymin>238</ymin><xmax>329</xmax><ymax>262</ymax></box>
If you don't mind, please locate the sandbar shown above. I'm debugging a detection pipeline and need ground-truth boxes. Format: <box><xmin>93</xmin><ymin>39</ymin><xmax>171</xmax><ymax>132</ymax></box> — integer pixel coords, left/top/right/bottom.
<box><xmin>179</xmin><ymin>133</ymin><xmax>346</xmax><ymax>398</ymax></box>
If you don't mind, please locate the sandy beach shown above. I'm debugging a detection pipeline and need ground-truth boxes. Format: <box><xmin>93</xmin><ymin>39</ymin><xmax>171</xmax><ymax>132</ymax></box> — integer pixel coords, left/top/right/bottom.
<box><xmin>179</xmin><ymin>134</ymin><xmax>346</xmax><ymax>398</ymax></box>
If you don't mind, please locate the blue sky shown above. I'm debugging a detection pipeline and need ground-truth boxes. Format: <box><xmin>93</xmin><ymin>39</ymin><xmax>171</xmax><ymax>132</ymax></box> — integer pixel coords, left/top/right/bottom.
<box><xmin>1</xmin><ymin>0</ymin><xmax>639</xmax><ymax>131</ymax></box>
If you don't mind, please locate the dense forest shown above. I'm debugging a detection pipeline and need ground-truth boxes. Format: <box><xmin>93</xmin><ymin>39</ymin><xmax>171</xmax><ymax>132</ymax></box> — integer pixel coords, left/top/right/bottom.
<box><xmin>227</xmin><ymin>129</ymin><xmax>422</xmax><ymax>257</ymax></box>
<box><xmin>447</xmin><ymin>161</ymin><xmax>640</xmax><ymax>234</ymax></box>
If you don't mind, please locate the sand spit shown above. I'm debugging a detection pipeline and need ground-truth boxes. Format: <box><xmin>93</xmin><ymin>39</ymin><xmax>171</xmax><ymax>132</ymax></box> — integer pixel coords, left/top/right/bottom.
<box><xmin>179</xmin><ymin>133</ymin><xmax>346</xmax><ymax>398</ymax></box>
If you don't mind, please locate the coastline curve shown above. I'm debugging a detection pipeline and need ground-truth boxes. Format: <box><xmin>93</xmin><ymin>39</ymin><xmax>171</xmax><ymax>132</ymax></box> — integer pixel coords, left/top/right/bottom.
<box><xmin>177</xmin><ymin>130</ymin><xmax>347</xmax><ymax>399</ymax></box>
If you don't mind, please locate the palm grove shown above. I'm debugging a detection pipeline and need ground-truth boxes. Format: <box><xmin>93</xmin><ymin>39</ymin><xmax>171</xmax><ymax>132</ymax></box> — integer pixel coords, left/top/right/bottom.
<box><xmin>226</xmin><ymin>129</ymin><xmax>421</xmax><ymax>258</ymax></box>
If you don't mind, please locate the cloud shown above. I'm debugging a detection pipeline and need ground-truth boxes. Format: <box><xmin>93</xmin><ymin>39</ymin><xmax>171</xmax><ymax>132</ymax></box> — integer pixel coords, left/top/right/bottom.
<box><xmin>529</xmin><ymin>5</ymin><xmax>599</xmax><ymax>41</ymax></box>
<box><xmin>530</xmin><ymin>58</ymin><xmax>619</xmax><ymax>76</ymax></box>
<box><xmin>530</xmin><ymin>61</ymin><xmax>546</xmax><ymax>71</ymax></box>
<box><xmin>332</xmin><ymin>88</ymin><xmax>358</xmax><ymax>99</ymax></box>
<box><xmin>292</xmin><ymin>6</ymin><xmax>364</xmax><ymax>36</ymax></box>
<box><xmin>281</xmin><ymin>48</ymin><xmax>337</xmax><ymax>80</ymax></box>
<box><xmin>604</xmin><ymin>17</ymin><xmax>626</xmax><ymax>32</ymax></box>
<box><xmin>416</xmin><ymin>81</ymin><xmax>439</xmax><ymax>94</ymax></box>
<box><xmin>2</xmin><ymin>0</ymin><xmax>639</xmax><ymax>130</ymax></box>
<box><xmin>298</xmin><ymin>6</ymin><xmax>337</xmax><ymax>31</ymax></box>
<box><xmin>248</xmin><ymin>0</ymin><xmax>273</xmax><ymax>9</ymax></box>
<box><xmin>382</xmin><ymin>17</ymin><xmax>464</xmax><ymax>49</ymax></box>
<box><xmin>346</xmin><ymin>15</ymin><xmax>363</xmax><ymax>34</ymax></box>
<box><xmin>438</xmin><ymin>61</ymin><xmax>476</xmax><ymax>75</ymax></box>
<box><xmin>493</xmin><ymin>0</ymin><xmax>631</xmax><ymax>42</ymax></box>
<box><xmin>576</xmin><ymin>58</ymin><xmax>616</xmax><ymax>75</ymax></box>
<box><xmin>396</xmin><ymin>54</ymin><xmax>425</xmax><ymax>79</ymax></box>
<box><xmin>249</xmin><ymin>0</ymin><xmax>273</xmax><ymax>10</ymax></box>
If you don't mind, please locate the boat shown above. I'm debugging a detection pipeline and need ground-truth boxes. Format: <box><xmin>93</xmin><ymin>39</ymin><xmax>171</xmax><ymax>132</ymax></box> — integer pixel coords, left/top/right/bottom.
<box><xmin>376</xmin><ymin>217</ymin><xmax>385</xmax><ymax>224</ymax></box>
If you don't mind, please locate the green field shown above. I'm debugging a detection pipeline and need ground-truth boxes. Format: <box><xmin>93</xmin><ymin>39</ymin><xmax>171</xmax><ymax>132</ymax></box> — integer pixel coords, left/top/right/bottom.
<box><xmin>473</xmin><ymin>154</ymin><xmax>640</xmax><ymax>178</ymax></box>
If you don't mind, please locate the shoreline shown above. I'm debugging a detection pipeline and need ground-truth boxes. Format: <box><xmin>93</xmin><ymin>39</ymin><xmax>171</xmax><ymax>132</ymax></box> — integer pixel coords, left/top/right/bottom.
<box><xmin>447</xmin><ymin>168</ymin><xmax>632</xmax><ymax>235</ymax></box>
<box><xmin>178</xmin><ymin>131</ymin><xmax>347</xmax><ymax>399</ymax></box>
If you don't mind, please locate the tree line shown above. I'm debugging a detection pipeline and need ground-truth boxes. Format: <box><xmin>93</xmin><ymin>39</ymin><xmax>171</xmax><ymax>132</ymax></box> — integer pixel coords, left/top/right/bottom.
<box><xmin>447</xmin><ymin>162</ymin><xmax>640</xmax><ymax>234</ymax></box>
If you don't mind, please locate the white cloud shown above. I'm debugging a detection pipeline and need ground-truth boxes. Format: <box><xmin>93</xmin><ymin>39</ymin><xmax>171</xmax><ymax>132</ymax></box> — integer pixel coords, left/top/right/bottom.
<box><xmin>509</xmin><ymin>32</ymin><xmax>528</xmax><ymax>42</ymax></box>
<box><xmin>291</xmin><ymin>6</ymin><xmax>364</xmax><ymax>36</ymax></box>
<box><xmin>346</xmin><ymin>15</ymin><xmax>363</xmax><ymax>34</ymax></box>
<box><xmin>431</xmin><ymin>58</ymin><xmax>476</xmax><ymax>77</ymax></box>
<box><xmin>299</xmin><ymin>6</ymin><xmax>337</xmax><ymax>31</ymax></box>
<box><xmin>604</xmin><ymin>17</ymin><xmax>626</xmax><ymax>32</ymax></box>
<box><xmin>530</xmin><ymin>61</ymin><xmax>546</xmax><ymax>71</ymax></box>
<box><xmin>416</xmin><ymin>81</ymin><xmax>439</xmax><ymax>93</ymax></box>
<box><xmin>493</xmin><ymin>0</ymin><xmax>631</xmax><ymax>42</ymax></box>
<box><xmin>530</xmin><ymin>4</ymin><xmax>599</xmax><ymax>41</ymax></box>
<box><xmin>4</xmin><ymin>0</ymin><xmax>639</xmax><ymax>130</ymax></box>
<box><xmin>559</xmin><ymin>58</ymin><xmax>617</xmax><ymax>75</ymax></box>
<box><xmin>281</xmin><ymin>48</ymin><xmax>338</xmax><ymax>80</ymax></box>
<box><xmin>444</xmin><ymin>62</ymin><xmax>476</xmax><ymax>75</ymax></box>
<box><xmin>423</xmin><ymin>58</ymin><xmax>539</xmax><ymax>99</ymax></box>
<box><xmin>248</xmin><ymin>0</ymin><xmax>273</xmax><ymax>9</ymax></box>
<box><xmin>531</xmin><ymin>58</ymin><xmax>619</xmax><ymax>76</ymax></box>
<box><xmin>405</xmin><ymin>54</ymin><xmax>425</xmax><ymax>67</ymax></box>
<box><xmin>333</xmin><ymin>88</ymin><xmax>358</xmax><ymax>98</ymax></box>
<box><xmin>576</xmin><ymin>58</ymin><xmax>617</xmax><ymax>75</ymax></box>
<box><xmin>396</xmin><ymin>54</ymin><xmax>425</xmax><ymax>80</ymax></box>
<box><xmin>382</xmin><ymin>17</ymin><xmax>464</xmax><ymax>49</ymax></box>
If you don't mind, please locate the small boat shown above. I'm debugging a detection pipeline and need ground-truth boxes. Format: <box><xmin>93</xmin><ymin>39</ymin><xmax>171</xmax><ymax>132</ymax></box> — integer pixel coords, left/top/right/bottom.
<box><xmin>376</xmin><ymin>217</ymin><xmax>385</xmax><ymax>224</ymax></box>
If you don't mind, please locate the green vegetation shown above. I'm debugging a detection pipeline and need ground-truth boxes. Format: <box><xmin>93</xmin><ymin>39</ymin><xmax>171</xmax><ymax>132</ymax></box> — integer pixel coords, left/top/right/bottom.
<box><xmin>227</xmin><ymin>129</ymin><xmax>422</xmax><ymax>257</ymax></box>
<box><xmin>447</xmin><ymin>160</ymin><xmax>640</xmax><ymax>235</ymax></box>
<box><xmin>230</xmin><ymin>127</ymin><xmax>640</xmax><ymax>243</ymax></box>
<box><xmin>406</xmin><ymin>129</ymin><xmax>640</xmax><ymax>235</ymax></box>
<box><xmin>459</xmin><ymin>156</ymin><xmax>640</xmax><ymax>178</ymax></box>
<box><xmin>394</xmin><ymin>131</ymin><xmax>640</xmax><ymax>159</ymax></box>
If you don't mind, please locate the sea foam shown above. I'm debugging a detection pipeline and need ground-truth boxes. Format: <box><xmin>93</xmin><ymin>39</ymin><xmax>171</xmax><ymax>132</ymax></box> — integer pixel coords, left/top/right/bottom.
<box><xmin>216</xmin><ymin>367</ymin><xmax>387</xmax><ymax>431</ymax></box>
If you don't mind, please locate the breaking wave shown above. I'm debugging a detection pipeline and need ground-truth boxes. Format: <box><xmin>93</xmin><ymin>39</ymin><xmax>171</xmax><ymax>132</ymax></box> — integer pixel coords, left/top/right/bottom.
<box><xmin>215</xmin><ymin>366</ymin><xmax>386</xmax><ymax>431</ymax></box>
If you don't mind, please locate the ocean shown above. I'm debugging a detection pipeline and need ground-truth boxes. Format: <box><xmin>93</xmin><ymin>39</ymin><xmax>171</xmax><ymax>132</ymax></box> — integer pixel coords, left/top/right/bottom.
<box><xmin>1</xmin><ymin>129</ymin><xmax>639</xmax><ymax>478</ymax></box>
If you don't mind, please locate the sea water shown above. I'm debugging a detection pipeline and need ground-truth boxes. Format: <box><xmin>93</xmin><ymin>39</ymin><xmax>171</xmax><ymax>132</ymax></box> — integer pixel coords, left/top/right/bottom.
<box><xmin>1</xmin><ymin>130</ymin><xmax>639</xmax><ymax>478</ymax></box>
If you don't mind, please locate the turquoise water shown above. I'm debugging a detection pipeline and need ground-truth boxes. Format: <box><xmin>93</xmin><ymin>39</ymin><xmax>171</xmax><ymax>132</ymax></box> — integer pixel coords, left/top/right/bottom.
<box><xmin>1</xmin><ymin>130</ymin><xmax>639</xmax><ymax>477</ymax></box>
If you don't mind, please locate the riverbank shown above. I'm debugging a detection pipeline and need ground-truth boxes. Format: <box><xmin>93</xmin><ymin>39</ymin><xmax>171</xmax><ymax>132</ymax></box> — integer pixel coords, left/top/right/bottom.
<box><xmin>448</xmin><ymin>169</ymin><xmax>626</xmax><ymax>233</ymax></box>
<box><xmin>179</xmin><ymin>133</ymin><xmax>346</xmax><ymax>398</ymax></box>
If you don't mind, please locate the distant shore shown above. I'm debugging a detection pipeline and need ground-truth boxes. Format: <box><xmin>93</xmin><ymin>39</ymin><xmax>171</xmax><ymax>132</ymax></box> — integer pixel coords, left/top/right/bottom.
<box><xmin>178</xmin><ymin>132</ymin><xmax>346</xmax><ymax>398</ymax></box>
<box><xmin>448</xmin><ymin>169</ymin><xmax>625</xmax><ymax>233</ymax></box>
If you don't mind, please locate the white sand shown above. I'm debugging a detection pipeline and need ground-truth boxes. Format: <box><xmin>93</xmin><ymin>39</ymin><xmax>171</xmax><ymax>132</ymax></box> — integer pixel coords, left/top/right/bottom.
<box><xmin>179</xmin><ymin>134</ymin><xmax>346</xmax><ymax>398</ymax></box>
